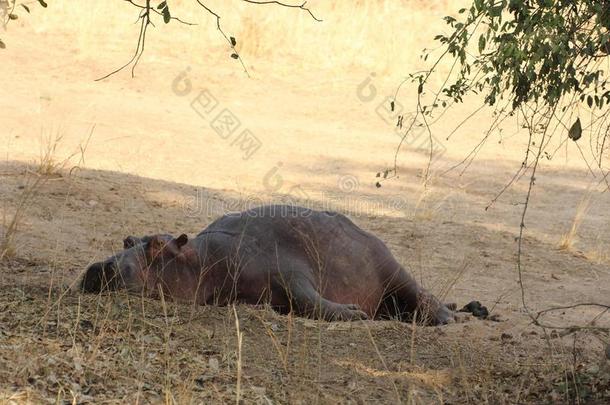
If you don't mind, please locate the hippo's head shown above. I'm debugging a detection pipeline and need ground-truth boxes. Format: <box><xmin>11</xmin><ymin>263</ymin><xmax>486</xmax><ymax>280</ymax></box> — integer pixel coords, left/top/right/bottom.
<box><xmin>81</xmin><ymin>233</ymin><xmax>189</xmax><ymax>294</ymax></box>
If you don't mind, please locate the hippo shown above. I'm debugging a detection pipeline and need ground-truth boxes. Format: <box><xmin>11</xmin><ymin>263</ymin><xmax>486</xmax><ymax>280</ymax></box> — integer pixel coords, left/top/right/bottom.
<box><xmin>81</xmin><ymin>205</ymin><xmax>454</xmax><ymax>325</ymax></box>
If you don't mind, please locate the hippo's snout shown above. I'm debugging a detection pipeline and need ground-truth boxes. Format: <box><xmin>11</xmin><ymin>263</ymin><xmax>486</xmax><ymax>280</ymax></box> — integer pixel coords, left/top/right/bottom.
<box><xmin>81</xmin><ymin>261</ymin><xmax>118</xmax><ymax>293</ymax></box>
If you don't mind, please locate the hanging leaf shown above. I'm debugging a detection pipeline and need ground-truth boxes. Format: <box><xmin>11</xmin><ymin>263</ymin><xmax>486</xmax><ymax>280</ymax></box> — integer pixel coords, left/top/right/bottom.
<box><xmin>21</xmin><ymin>4</ymin><xmax>30</xmax><ymax>13</ymax></box>
<box><xmin>162</xmin><ymin>7</ymin><xmax>171</xmax><ymax>24</ymax></box>
<box><xmin>157</xmin><ymin>1</ymin><xmax>167</xmax><ymax>9</ymax></box>
<box><xmin>230</xmin><ymin>53</ymin><xmax>239</xmax><ymax>59</ymax></box>
<box><xmin>38</xmin><ymin>0</ymin><xmax>47</xmax><ymax>7</ymax></box>
<box><xmin>568</xmin><ymin>118</ymin><xmax>582</xmax><ymax>141</ymax></box>
<box><xmin>478</xmin><ymin>34</ymin><xmax>486</xmax><ymax>53</ymax></box>
<box><xmin>0</xmin><ymin>39</ymin><xmax>5</xmax><ymax>49</ymax></box>
<box><xmin>8</xmin><ymin>14</ymin><xmax>18</xmax><ymax>20</ymax></box>
<box><xmin>390</xmin><ymin>100</ymin><xmax>395</xmax><ymax>111</ymax></box>
<box><xmin>230</xmin><ymin>37</ymin><xmax>237</xmax><ymax>46</ymax></box>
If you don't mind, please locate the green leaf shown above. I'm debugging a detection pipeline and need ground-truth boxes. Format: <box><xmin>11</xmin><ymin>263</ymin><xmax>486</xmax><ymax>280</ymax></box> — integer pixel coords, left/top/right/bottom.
<box><xmin>230</xmin><ymin>36</ymin><xmax>237</xmax><ymax>46</ymax></box>
<box><xmin>568</xmin><ymin>118</ymin><xmax>582</xmax><ymax>141</ymax></box>
<box><xmin>157</xmin><ymin>1</ymin><xmax>167</xmax><ymax>10</ymax></box>
<box><xmin>8</xmin><ymin>14</ymin><xmax>18</xmax><ymax>20</ymax></box>
<box><xmin>21</xmin><ymin>4</ymin><xmax>30</xmax><ymax>13</ymax></box>
<box><xmin>0</xmin><ymin>39</ymin><xmax>5</xmax><ymax>50</ymax></box>
<box><xmin>162</xmin><ymin>7</ymin><xmax>171</xmax><ymax>24</ymax></box>
<box><xmin>478</xmin><ymin>34</ymin><xmax>486</xmax><ymax>53</ymax></box>
<box><xmin>230</xmin><ymin>53</ymin><xmax>239</xmax><ymax>59</ymax></box>
<box><xmin>38</xmin><ymin>0</ymin><xmax>48</xmax><ymax>7</ymax></box>
<box><xmin>490</xmin><ymin>5</ymin><xmax>503</xmax><ymax>17</ymax></box>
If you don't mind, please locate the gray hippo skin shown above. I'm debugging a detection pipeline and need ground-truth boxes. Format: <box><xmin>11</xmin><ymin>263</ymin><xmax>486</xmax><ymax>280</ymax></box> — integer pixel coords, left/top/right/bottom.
<box><xmin>81</xmin><ymin>205</ymin><xmax>454</xmax><ymax>325</ymax></box>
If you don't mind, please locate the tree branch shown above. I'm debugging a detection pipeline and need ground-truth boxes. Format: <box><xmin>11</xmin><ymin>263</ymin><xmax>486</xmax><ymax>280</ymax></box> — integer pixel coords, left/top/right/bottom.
<box><xmin>97</xmin><ymin>0</ymin><xmax>320</xmax><ymax>80</ymax></box>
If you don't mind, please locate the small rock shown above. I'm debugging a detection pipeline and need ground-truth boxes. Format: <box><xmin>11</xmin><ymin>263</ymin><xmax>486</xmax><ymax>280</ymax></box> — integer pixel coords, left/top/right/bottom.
<box><xmin>141</xmin><ymin>334</ymin><xmax>161</xmax><ymax>344</ymax></box>
<box><xmin>88</xmin><ymin>200</ymin><xmax>98</xmax><ymax>207</ymax></box>
<box><xmin>587</xmin><ymin>364</ymin><xmax>600</xmax><ymax>375</ymax></box>
<box><xmin>208</xmin><ymin>357</ymin><xmax>220</xmax><ymax>373</ymax></box>
<box><xmin>47</xmin><ymin>373</ymin><xmax>58</xmax><ymax>386</ymax></box>
<box><xmin>500</xmin><ymin>333</ymin><xmax>512</xmax><ymax>340</ymax></box>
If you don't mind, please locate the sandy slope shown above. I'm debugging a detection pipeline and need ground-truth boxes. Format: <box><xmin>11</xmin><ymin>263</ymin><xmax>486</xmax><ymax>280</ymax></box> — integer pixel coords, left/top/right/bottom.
<box><xmin>1</xmin><ymin>1</ymin><xmax>609</xmax><ymax>403</ymax></box>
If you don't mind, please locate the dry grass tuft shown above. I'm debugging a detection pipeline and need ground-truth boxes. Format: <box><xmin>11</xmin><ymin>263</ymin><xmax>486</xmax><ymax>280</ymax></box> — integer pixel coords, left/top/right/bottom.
<box><xmin>558</xmin><ymin>189</ymin><xmax>593</xmax><ymax>252</ymax></box>
<box><xmin>35</xmin><ymin>132</ymin><xmax>74</xmax><ymax>177</ymax></box>
<box><xmin>0</xmin><ymin>174</ymin><xmax>41</xmax><ymax>260</ymax></box>
<box><xmin>1</xmin><ymin>130</ymin><xmax>90</xmax><ymax>261</ymax></box>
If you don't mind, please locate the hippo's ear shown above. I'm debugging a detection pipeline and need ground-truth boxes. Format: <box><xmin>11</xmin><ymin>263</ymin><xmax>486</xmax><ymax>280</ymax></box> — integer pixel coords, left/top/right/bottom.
<box><xmin>146</xmin><ymin>234</ymin><xmax>187</xmax><ymax>259</ymax></box>
<box><xmin>123</xmin><ymin>236</ymin><xmax>141</xmax><ymax>249</ymax></box>
<box><xmin>175</xmin><ymin>234</ymin><xmax>188</xmax><ymax>249</ymax></box>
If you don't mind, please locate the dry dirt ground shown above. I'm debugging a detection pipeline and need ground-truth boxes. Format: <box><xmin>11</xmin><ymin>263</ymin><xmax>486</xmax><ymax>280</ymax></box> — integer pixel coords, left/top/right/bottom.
<box><xmin>1</xmin><ymin>1</ymin><xmax>609</xmax><ymax>404</ymax></box>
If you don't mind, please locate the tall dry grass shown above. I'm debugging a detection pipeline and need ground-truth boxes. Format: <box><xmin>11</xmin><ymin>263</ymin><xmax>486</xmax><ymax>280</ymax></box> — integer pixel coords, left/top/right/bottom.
<box><xmin>558</xmin><ymin>188</ymin><xmax>593</xmax><ymax>252</ymax></box>
<box><xmin>1</xmin><ymin>132</ymin><xmax>69</xmax><ymax>260</ymax></box>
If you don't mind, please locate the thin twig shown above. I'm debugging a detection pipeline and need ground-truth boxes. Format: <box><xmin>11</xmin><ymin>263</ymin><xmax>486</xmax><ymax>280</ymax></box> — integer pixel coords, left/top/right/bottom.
<box><xmin>241</xmin><ymin>0</ymin><xmax>321</xmax><ymax>22</ymax></box>
<box><xmin>95</xmin><ymin>1</ymin><xmax>151</xmax><ymax>81</ymax></box>
<box><xmin>124</xmin><ymin>0</ymin><xmax>197</xmax><ymax>25</ymax></box>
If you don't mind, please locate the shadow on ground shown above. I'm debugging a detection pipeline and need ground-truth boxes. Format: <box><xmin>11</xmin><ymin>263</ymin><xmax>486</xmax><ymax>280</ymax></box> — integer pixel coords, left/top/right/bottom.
<box><xmin>0</xmin><ymin>160</ymin><xmax>609</xmax><ymax>403</ymax></box>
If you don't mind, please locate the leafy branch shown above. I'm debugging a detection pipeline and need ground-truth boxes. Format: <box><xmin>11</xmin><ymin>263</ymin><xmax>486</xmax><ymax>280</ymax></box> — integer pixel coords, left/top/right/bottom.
<box><xmin>0</xmin><ymin>1</ymin><xmax>319</xmax><ymax>77</ymax></box>
<box><xmin>387</xmin><ymin>0</ymin><xmax>610</xmax><ymax>336</ymax></box>
<box><xmin>96</xmin><ymin>0</ymin><xmax>320</xmax><ymax>80</ymax></box>
<box><xmin>0</xmin><ymin>0</ymin><xmax>48</xmax><ymax>48</ymax></box>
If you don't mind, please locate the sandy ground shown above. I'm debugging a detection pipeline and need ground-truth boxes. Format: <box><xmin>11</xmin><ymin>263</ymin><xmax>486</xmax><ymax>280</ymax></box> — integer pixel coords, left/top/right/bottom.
<box><xmin>1</xmin><ymin>1</ymin><xmax>609</xmax><ymax>403</ymax></box>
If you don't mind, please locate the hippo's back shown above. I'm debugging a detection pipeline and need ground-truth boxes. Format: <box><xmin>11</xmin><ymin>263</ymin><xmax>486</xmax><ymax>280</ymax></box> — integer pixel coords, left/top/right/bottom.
<box><xmin>198</xmin><ymin>205</ymin><xmax>374</xmax><ymax>246</ymax></box>
<box><xmin>197</xmin><ymin>205</ymin><xmax>392</xmax><ymax>271</ymax></box>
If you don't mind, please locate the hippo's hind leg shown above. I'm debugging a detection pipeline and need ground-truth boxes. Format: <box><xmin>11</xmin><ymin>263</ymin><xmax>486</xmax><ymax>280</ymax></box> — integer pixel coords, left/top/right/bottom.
<box><xmin>278</xmin><ymin>266</ymin><xmax>368</xmax><ymax>322</ymax></box>
<box><xmin>382</xmin><ymin>264</ymin><xmax>454</xmax><ymax>325</ymax></box>
<box><xmin>292</xmin><ymin>280</ymin><xmax>368</xmax><ymax>321</ymax></box>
